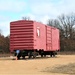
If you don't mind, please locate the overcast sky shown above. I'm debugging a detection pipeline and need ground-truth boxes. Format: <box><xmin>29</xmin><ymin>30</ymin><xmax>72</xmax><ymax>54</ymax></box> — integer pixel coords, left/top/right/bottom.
<box><xmin>0</xmin><ymin>0</ymin><xmax>75</xmax><ymax>36</ymax></box>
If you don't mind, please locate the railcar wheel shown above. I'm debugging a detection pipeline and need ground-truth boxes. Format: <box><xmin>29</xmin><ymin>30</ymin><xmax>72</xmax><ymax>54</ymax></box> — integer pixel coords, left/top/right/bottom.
<box><xmin>32</xmin><ymin>52</ymin><xmax>36</xmax><ymax>58</ymax></box>
<box><xmin>53</xmin><ymin>53</ymin><xmax>55</xmax><ymax>57</ymax></box>
<box><xmin>44</xmin><ymin>55</ymin><xmax>46</xmax><ymax>57</ymax></box>
<box><xmin>28</xmin><ymin>52</ymin><xmax>32</xmax><ymax>59</ymax></box>
<box><xmin>17</xmin><ymin>56</ymin><xmax>20</xmax><ymax>60</ymax></box>
<box><xmin>41</xmin><ymin>54</ymin><xmax>43</xmax><ymax>57</ymax></box>
<box><xmin>50</xmin><ymin>52</ymin><xmax>53</xmax><ymax>57</ymax></box>
<box><xmin>50</xmin><ymin>54</ymin><xmax>52</xmax><ymax>57</ymax></box>
<box><xmin>22</xmin><ymin>56</ymin><xmax>25</xmax><ymax>59</ymax></box>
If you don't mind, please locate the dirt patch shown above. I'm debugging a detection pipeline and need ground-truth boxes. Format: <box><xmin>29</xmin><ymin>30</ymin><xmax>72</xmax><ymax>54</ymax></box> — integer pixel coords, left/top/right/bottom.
<box><xmin>0</xmin><ymin>55</ymin><xmax>75</xmax><ymax>75</ymax></box>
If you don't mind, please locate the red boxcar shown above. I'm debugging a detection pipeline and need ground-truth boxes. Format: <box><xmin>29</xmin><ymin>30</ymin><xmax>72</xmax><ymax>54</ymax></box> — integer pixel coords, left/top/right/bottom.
<box><xmin>10</xmin><ymin>20</ymin><xmax>60</xmax><ymax>59</ymax></box>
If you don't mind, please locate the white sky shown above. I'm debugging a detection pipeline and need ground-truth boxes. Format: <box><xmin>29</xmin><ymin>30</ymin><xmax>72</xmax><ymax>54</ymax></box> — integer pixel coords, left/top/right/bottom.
<box><xmin>0</xmin><ymin>0</ymin><xmax>75</xmax><ymax>36</ymax></box>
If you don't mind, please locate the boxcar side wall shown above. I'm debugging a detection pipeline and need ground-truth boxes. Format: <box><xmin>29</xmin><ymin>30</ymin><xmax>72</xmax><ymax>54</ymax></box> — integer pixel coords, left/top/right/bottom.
<box><xmin>34</xmin><ymin>22</ymin><xmax>46</xmax><ymax>50</ymax></box>
<box><xmin>52</xmin><ymin>27</ymin><xmax>60</xmax><ymax>51</ymax></box>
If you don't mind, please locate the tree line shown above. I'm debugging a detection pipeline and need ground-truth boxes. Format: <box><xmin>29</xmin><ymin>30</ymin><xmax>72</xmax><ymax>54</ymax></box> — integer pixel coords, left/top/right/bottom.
<box><xmin>0</xmin><ymin>13</ymin><xmax>75</xmax><ymax>53</ymax></box>
<box><xmin>0</xmin><ymin>32</ymin><xmax>9</xmax><ymax>53</ymax></box>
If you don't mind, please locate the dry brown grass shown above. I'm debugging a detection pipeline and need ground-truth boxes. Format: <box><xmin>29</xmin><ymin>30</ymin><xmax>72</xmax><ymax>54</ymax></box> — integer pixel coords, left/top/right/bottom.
<box><xmin>43</xmin><ymin>63</ymin><xmax>75</xmax><ymax>75</ymax></box>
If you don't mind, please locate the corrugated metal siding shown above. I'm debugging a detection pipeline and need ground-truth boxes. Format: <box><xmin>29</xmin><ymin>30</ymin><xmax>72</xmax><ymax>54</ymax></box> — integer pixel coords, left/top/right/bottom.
<box><xmin>10</xmin><ymin>21</ymin><xmax>34</xmax><ymax>51</ymax></box>
<box><xmin>46</xmin><ymin>26</ymin><xmax>52</xmax><ymax>51</ymax></box>
<box><xmin>52</xmin><ymin>27</ymin><xmax>60</xmax><ymax>51</ymax></box>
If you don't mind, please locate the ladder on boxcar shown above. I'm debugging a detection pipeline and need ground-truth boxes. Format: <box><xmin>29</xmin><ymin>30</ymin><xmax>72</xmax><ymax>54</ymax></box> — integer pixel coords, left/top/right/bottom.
<box><xmin>46</xmin><ymin>26</ymin><xmax>52</xmax><ymax>50</ymax></box>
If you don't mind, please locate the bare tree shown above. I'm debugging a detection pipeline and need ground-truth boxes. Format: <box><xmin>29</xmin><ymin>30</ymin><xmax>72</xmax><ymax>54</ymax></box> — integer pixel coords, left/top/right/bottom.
<box><xmin>58</xmin><ymin>13</ymin><xmax>75</xmax><ymax>39</ymax></box>
<box><xmin>22</xmin><ymin>17</ymin><xmax>30</xmax><ymax>20</ymax></box>
<box><xmin>47</xmin><ymin>19</ymin><xmax>62</xmax><ymax>29</ymax></box>
<box><xmin>0</xmin><ymin>29</ymin><xmax>2</xmax><ymax>35</ymax></box>
<box><xmin>0</xmin><ymin>34</ymin><xmax>10</xmax><ymax>53</ymax></box>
